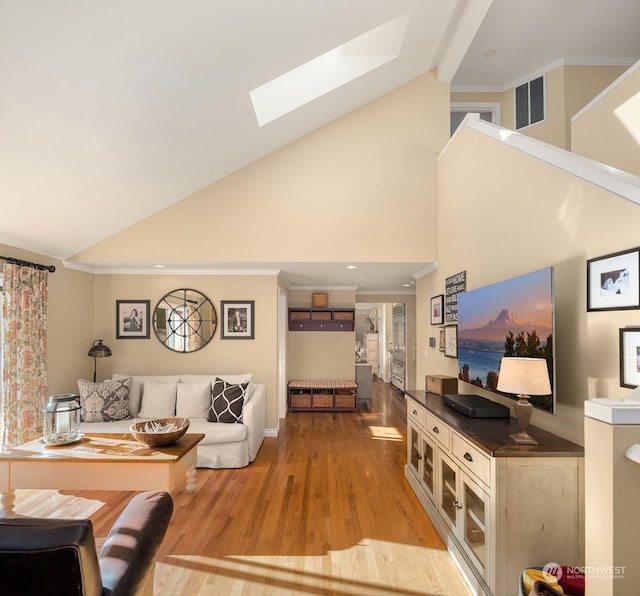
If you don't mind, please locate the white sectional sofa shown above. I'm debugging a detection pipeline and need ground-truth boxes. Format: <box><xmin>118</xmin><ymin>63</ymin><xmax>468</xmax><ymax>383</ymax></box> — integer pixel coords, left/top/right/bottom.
<box><xmin>78</xmin><ymin>373</ymin><xmax>265</xmax><ymax>469</ymax></box>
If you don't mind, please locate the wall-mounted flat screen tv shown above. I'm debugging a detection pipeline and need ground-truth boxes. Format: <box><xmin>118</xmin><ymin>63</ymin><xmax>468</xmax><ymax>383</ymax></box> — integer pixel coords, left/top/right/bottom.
<box><xmin>457</xmin><ymin>267</ymin><xmax>555</xmax><ymax>414</ymax></box>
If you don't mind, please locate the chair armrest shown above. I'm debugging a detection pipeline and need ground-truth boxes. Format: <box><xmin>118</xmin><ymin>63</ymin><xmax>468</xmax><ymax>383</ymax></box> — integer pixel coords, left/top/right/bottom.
<box><xmin>98</xmin><ymin>490</ymin><xmax>173</xmax><ymax>596</ymax></box>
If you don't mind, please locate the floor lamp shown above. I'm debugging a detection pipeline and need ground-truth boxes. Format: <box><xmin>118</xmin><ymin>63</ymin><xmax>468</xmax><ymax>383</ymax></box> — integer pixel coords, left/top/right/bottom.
<box><xmin>88</xmin><ymin>339</ymin><xmax>112</xmax><ymax>382</ymax></box>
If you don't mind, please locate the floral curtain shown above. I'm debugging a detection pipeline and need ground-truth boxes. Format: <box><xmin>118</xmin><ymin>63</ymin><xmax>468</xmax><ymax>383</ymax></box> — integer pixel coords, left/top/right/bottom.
<box><xmin>1</xmin><ymin>263</ymin><xmax>48</xmax><ymax>450</ymax></box>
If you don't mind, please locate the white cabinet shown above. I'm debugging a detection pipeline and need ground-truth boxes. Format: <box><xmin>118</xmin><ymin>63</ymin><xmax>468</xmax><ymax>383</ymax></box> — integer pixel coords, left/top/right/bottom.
<box><xmin>404</xmin><ymin>391</ymin><xmax>584</xmax><ymax>596</ymax></box>
<box><xmin>364</xmin><ymin>333</ymin><xmax>378</xmax><ymax>378</ymax></box>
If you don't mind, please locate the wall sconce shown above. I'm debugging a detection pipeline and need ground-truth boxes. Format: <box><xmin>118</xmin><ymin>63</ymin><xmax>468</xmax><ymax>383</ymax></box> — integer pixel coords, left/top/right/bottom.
<box><xmin>496</xmin><ymin>357</ymin><xmax>551</xmax><ymax>445</ymax></box>
<box><xmin>88</xmin><ymin>339</ymin><xmax>112</xmax><ymax>382</ymax></box>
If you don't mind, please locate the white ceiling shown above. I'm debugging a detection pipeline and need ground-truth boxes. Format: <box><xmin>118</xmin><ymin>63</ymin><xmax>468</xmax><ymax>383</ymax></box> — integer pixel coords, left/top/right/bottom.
<box><xmin>1</xmin><ymin>0</ymin><xmax>638</xmax><ymax>293</ymax></box>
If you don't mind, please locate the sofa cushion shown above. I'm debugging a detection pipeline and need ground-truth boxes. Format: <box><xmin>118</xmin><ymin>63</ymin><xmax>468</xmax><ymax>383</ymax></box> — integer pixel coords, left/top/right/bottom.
<box><xmin>111</xmin><ymin>375</ymin><xmax>181</xmax><ymax>417</ymax></box>
<box><xmin>208</xmin><ymin>379</ymin><xmax>248</xmax><ymax>423</ymax></box>
<box><xmin>78</xmin><ymin>378</ymin><xmax>132</xmax><ymax>423</ymax></box>
<box><xmin>138</xmin><ymin>380</ymin><xmax>177</xmax><ymax>419</ymax></box>
<box><xmin>176</xmin><ymin>382</ymin><xmax>211</xmax><ymax>419</ymax></box>
<box><xmin>181</xmin><ymin>374</ymin><xmax>254</xmax><ymax>404</ymax></box>
<box><xmin>188</xmin><ymin>418</ymin><xmax>247</xmax><ymax>444</ymax></box>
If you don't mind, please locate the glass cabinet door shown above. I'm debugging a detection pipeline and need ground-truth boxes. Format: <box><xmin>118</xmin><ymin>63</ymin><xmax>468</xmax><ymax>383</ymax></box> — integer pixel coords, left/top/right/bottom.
<box><xmin>421</xmin><ymin>435</ymin><xmax>435</xmax><ymax>500</ymax></box>
<box><xmin>408</xmin><ymin>424</ymin><xmax>421</xmax><ymax>477</ymax></box>
<box><xmin>439</xmin><ymin>456</ymin><xmax>458</xmax><ymax>527</ymax></box>
<box><xmin>462</xmin><ymin>475</ymin><xmax>488</xmax><ymax>570</ymax></box>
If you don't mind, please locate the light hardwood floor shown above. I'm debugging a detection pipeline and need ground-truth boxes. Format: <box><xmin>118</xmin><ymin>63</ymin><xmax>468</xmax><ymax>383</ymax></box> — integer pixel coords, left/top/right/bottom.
<box><xmin>17</xmin><ymin>379</ymin><xmax>472</xmax><ymax>595</ymax></box>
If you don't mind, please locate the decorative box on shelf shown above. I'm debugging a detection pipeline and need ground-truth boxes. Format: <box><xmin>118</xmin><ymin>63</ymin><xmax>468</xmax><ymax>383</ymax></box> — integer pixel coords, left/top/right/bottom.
<box><xmin>425</xmin><ymin>374</ymin><xmax>458</xmax><ymax>395</ymax></box>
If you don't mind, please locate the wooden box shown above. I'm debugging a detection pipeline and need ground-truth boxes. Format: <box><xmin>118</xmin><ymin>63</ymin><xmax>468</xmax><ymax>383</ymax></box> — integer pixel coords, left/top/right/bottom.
<box><xmin>313</xmin><ymin>393</ymin><xmax>333</xmax><ymax>408</ymax></box>
<box><xmin>426</xmin><ymin>374</ymin><xmax>458</xmax><ymax>395</ymax></box>
<box><xmin>335</xmin><ymin>391</ymin><xmax>356</xmax><ymax>409</ymax></box>
<box><xmin>290</xmin><ymin>392</ymin><xmax>311</xmax><ymax>408</ymax></box>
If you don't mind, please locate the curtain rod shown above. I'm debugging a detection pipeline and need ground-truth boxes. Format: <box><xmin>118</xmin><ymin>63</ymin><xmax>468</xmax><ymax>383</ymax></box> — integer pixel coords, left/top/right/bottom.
<box><xmin>0</xmin><ymin>256</ymin><xmax>56</xmax><ymax>273</ymax></box>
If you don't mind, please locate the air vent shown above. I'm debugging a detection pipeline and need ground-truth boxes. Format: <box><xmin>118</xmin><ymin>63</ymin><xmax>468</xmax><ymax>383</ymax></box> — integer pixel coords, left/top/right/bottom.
<box><xmin>514</xmin><ymin>75</ymin><xmax>545</xmax><ymax>130</ymax></box>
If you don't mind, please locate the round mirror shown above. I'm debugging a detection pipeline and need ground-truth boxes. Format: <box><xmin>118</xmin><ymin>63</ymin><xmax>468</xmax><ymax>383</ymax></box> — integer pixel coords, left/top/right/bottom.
<box><xmin>153</xmin><ymin>289</ymin><xmax>217</xmax><ymax>352</ymax></box>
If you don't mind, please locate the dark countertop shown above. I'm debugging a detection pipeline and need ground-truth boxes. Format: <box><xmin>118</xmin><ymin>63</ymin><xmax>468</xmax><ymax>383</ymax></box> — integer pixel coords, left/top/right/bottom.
<box><xmin>405</xmin><ymin>389</ymin><xmax>584</xmax><ymax>458</ymax></box>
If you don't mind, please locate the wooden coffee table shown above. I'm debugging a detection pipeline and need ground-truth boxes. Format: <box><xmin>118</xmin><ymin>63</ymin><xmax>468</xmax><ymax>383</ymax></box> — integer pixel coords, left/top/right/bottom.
<box><xmin>0</xmin><ymin>432</ymin><xmax>204</xmax><ymax>517</ymax></box>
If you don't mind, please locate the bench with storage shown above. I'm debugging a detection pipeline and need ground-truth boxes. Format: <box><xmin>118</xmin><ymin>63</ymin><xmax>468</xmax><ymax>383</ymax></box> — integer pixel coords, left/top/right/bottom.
<box><xmin>288</xmin><ymin>380</ymin><xmax>358</xmax><ymax>412</ymax></box>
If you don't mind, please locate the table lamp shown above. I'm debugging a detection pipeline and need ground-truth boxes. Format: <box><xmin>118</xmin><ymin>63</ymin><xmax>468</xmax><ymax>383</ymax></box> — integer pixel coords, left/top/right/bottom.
<box><xmin>497</xmin><ymin>357</ymin><xmax>551</xmax><ymax>445</ymax></box>
<box><xmin>88</xmin><ymin>339</ymin><xmax>112</xmax><ymax>382</ymax></box>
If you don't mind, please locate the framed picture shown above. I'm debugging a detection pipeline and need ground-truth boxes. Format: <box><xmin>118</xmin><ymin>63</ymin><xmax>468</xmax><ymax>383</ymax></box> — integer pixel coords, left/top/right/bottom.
<box><xmin>439</xmin><ymin>327</ymin><xmax>445</xmax><ymax>352</ymax></box>
<box><xmin>444</xmin><ymin>325</ymin><xmax>458</xmax><ymax>358</ymax></box>
<box><xmin>116</xmin><ymin>300</ymin><xmax>150</xmax><ymax>339</ymax></box>
<box><xmin>587</xmin><ymin>247</ymin><xmax>640</xmax><ymax>311</ymax></box>
<box><xmin>430</xmin><ymin>294</ymin><xmax>444</xmax><ymax>325</ymax></box>
<box><xmin>619</xmin><ymin>327</ymin><xmax>640</xmax><ymax>388</ymax></box>
<box><xmin>221</xmin><ymin>301</ymin><xmax>255</xmax><ymax>339</ymax></box>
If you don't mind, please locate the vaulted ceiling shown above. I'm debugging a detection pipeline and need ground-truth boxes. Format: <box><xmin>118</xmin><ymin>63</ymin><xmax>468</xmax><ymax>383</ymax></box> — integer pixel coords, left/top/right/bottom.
<box><xmin>1</xmin><ymin>0</ymin><xmax>638</xmax><ymax>292</ymax></box>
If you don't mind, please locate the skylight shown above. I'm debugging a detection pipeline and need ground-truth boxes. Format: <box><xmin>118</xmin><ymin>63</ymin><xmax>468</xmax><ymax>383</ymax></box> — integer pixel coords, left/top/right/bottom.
<box><xmin>250</xmin><ymin>13</ymin><xmax>410</xmax><ymax>126</ymax></box>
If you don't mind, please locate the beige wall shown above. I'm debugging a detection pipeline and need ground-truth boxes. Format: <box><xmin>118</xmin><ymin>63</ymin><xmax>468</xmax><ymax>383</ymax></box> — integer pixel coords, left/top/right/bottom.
<box><xmin>0</xmin><ymin>242</ymin><xmax>94</xmax><ymax>397</ymax></box>
<box><xmin>70</xmin><ymin>71</ymin><xmax>449</xmax><ymax>267</ymax></box>
<box><xmin>453</xmin><ymin>64</ymin><xmax>629</xmax><ymax>151</ymax></box>
<box><xmin>421</xmin><ymin>124</ymin><xmax>640</xmax><ymax>445</ymax></box>
<box><xmin>572</xmin><ymin>62</ymin><xmax>640</xmax><ymax>177</ymax></box>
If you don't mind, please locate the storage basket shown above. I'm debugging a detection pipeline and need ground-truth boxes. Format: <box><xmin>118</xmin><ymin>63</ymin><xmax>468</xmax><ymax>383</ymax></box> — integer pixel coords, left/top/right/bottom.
<box><xmin>313</xmin><ymin>392</ymin><xmax>333</xmax><ymax>408</ymax></box>
<box><xmin>312</xmin><ymin>293</ymin><xmax>328</xmax><ymax>308</ymax></box>
<box><xmin>291</xmin><ymin>392</ymin><xmax>312</xmax><ymax>408</ymax></box>
<box><xmin>333</xmin><ymin>311</ymin><xmax>354</xmax><ymax>321</ymax></box>
<box><xmin>335</xmin><ymin>393</ymin><xmax>356</xmax><ymax>408</ymax></box>
<box><xmin>311</xmin><ymin>311</ymin><xmax>331</xmax><ymax>320</ymax></box>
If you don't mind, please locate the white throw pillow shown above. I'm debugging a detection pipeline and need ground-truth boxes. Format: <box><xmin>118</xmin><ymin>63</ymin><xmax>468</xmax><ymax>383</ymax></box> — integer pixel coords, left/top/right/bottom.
<box><xmin>176</xmin><ymin>382</ymin><xmax>211</xmax><ymax>419</ymax></box>
<box><xmin>112</xmin><ymin>374</ymin><xmax>181</xmax><ymax>416</ymax></box>
<box><xmin>138</xmin><ymin>380</ymin><xmax>178</xmax><ymax>419</ymax></box>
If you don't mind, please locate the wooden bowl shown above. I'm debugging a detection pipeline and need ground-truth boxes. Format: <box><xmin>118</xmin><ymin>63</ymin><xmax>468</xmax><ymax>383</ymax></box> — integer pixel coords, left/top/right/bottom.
<box><xmin>129</xmin><ymin>417</ymin><xmax>190</xmax><ymax>447</ymax></box>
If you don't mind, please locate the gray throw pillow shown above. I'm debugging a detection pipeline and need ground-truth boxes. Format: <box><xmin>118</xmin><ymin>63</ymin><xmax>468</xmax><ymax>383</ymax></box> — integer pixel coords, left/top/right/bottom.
<box><xmin>78</xmin><ymin>377</ymin><xmax>132</xmax><ymax>422</ymax></box>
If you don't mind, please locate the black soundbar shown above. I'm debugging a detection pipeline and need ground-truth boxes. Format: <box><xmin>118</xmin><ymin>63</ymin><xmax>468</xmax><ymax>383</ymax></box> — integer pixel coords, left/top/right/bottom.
<box><xmin>443</xmin><ymin>393</ymin><xmax>510</xmax><ymax>418</ymax></box>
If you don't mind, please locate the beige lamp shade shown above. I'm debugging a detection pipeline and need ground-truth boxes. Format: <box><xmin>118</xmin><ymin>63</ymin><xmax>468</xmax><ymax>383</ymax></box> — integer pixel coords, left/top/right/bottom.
<box><xmin>497</xmin><ymin>357</ymin><xmax>551</xmax><ymax>396</ymax></box>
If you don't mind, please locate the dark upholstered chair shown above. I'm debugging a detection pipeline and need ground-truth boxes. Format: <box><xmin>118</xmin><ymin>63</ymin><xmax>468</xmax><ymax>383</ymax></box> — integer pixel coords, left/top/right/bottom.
<box><xmin>0</xmin><ymin>490</ymin><xmax>173</xmax><ymax>596</ymax></box>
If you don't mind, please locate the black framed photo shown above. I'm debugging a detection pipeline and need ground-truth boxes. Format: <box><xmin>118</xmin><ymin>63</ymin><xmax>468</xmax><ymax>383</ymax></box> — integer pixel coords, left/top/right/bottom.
<box><xmin>430</xmin><ymin>294</ymin><xmax>444</xmax><ymax>325</ymax></box>
<box><xmin>587</xmin><ymin>247</ymin><xmax>640</xmax><ymax>311</ymax></box>
<box><xmin>620</xmin><ymin>327</ymin><xmax>640</xmax><ymax>388</ymax></box>
<box><xmin>444</xmin><ymin>325</ymin><xmax>458</xmax><ymax>358</ymax></box>
<box><xmin>221</xmin><ymin>301</ymin><xmax>255</xmax><ymax>339</ymax></box>
<box><xmin>439</xmin><ymin>327</ymin><xmax>445</xmax><ymax>352</ymax></box>
<box><xmin>116</xmin><ymin>300</ymin><xmax>150</xmax><ymax>339</ymax></box>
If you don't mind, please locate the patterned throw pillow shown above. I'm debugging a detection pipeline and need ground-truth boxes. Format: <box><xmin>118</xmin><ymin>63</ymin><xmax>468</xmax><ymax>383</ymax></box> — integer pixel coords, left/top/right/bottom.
<box><xmin>208</xmin><ymin>378</ymin><xmax>248</xmax><ymax>423</ymax></box>
<box><xmin>78</xmin><ymin>377</ymin><xmax>132</xmax><ymax>422</ymax></box>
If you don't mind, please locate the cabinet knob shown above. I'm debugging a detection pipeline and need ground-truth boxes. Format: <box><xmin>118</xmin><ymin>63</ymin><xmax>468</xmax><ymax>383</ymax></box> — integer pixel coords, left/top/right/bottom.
<box><xmin>453</xmin><ymin>499</ymin><xmax>462</xmax><ymax>510</ymax></box>
<box><xmin>464</xmin><ymin>452</ymin><xmax>473</xmax><ymax>463</ymax></box>
<box><xmin>412</xmin><ymin>409</ymin><xmax>418</xmax><ymax>416</ymax></box>
<box><xmin>432</xmin><ymin>426</ymin><xmax>439</xmax><ymax>434</ymax></box>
